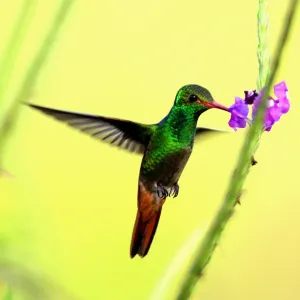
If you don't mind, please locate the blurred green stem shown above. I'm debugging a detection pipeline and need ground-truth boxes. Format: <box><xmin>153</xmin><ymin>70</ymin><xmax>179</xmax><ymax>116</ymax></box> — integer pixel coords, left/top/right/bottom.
<box><xmin>0</xmin><ymin>0</ymin><xmax>74</xmax><ymax>159</ymax></box>
<box><xmin>0</xmin><ymin>0</ymin><xmax>74</xmax><ymax>297</ymax></box>
<box><xmin>176</xmin><ymin>0</ymin><xmax>299</xmax><ymax>299</ymax></box>
<box><xmin>0</xmin><ymin>0</ymin><xmax>37</xmax><ymax>110</ymax></box>
<box><xmin>0</xmin><ymin>260</ymin><xmax>75</xmax><ymax>300</ymax></box>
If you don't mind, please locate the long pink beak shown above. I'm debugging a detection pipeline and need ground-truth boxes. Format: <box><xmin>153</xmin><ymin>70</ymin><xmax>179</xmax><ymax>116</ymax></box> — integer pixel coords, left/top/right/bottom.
<box><xmin>209</xmin><ymin>100</ymin><xmax>229</xmax><ymax>112</ymax></box>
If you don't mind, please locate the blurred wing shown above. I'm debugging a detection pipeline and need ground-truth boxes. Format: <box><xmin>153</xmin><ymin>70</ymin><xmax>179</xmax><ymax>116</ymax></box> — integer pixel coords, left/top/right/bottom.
<box><xmin>195</xmin><ymin>127</ymin><xmax>231</xmax><ymax>141</ymax></box>
<box><xmin>28</xmin><ymin>104</ymin><xmax>154</xmax><ymax>154</ymax></box>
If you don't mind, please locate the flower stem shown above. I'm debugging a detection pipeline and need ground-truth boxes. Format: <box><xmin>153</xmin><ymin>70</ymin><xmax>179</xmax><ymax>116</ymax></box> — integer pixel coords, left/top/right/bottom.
<box><xmin>0</xmin><ymin>0</ymin><xmax>75</xmax><ymax>297</ymax></box>
<box><xmin>257</xmin><ymin>0</ymin><xmax>270</xmax><ymax>91</ymax></box>
<box><xmin>0</xmin><ymin>0</ymin><xmax>74</xmax><ymax>161</ymax></box>
<box><xmin>176</xmin><ymin>0</ymin><xmax>299</xmax><ymax>299</ymax></box>
<box><xmin>0</xmin><ymin>0</ymin><xmax>37</xmax><ymax>111</ymax></box>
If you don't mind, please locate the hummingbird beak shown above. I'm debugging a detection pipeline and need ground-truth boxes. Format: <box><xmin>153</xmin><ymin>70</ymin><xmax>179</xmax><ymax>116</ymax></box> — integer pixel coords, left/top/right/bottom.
<box><xmin>205</xmin><ymin>100</ymin><xmax>229</xmax><ymax>112</ymax></box>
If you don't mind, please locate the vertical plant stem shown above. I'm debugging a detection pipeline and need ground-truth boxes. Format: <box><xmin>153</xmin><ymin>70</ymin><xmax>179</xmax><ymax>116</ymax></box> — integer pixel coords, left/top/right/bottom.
<box><xmin>0</xmin><ymin>0</ymin><xmax>74</xmax><ymax>297</ymax></box>
<box><xmin>0</xmin><ymin>0</ymin><xmax>74</xmax><ymax>159</ymax></box>
<box><xmin>176</xmin><ymin>0</ymin><xmax>299</xmax><ymax>299</ymax></box>
<box><xmin>0</xmin><ymin>0</ymin><xmax>38</xmax><ymax>110</ymax></box>
<box><xmin>257</xmin><ymin>0</ymin><xmax>270</xmax><ymax>91</ymax></box>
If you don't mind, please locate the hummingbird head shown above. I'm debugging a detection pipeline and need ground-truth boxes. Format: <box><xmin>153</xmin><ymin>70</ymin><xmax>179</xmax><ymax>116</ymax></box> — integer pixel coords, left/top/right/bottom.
<box><xmin>174</xmin><ymin>84</ymin><xmax>228</xmax><ymax>113</ymax></box>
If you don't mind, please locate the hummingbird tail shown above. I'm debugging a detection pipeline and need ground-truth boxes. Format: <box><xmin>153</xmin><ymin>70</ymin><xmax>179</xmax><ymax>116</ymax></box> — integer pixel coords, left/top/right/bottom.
<box><xmin>130</xmin><ymin>181</ymin><xmax>165</xmax><ymax>258</ymax></box>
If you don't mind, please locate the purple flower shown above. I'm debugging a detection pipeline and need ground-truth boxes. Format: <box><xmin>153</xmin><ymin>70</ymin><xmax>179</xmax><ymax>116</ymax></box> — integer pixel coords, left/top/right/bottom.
<box><xmin>252</xmin><ymin>81</ymin><xmax>290</xmax><ymax>131</ymax></box>
<box><xmin>228</xmin><ymin>81</ymin><xmax>290</xmax><ymax>132</ymax></box>
<box><xmin>244</xmin><ymin>90</ymin><xmax>259</xmax><ymax>105</ymax></box>
<box><xmin>228</xmin><ymin>97</ymin><xmax>249</xmax><ymax>131</ymax></box>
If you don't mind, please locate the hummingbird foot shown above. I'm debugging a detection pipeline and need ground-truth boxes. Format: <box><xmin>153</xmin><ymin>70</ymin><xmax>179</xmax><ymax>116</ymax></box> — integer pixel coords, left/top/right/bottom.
<box><xmin>156</xmin><ymin>183</ymin><xmax>169</xmax><ymax>199</ymax></box>
<box><xmin>170</xmin><ymin>183</ymin><xmax>179</xmax><ymax>198</ymax></box>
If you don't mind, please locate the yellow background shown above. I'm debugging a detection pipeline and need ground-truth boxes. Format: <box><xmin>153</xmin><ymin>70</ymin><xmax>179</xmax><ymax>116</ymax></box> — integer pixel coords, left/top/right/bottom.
<box><xmin>1</xmin><ymin>0</ymin><xmax>300</xmax><ymax>299</ymax></box>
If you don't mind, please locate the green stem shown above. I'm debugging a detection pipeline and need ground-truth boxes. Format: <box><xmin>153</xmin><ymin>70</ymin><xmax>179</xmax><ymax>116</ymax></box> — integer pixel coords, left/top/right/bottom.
<box><xmin>0</xmin><ymin>0</ymin><xmax>74</xmax><ymax>159</ymax></box>
<box><xmin>0</xmin><ymin>0</ymin><xmax>38</xmax><ymax>110</ymax></box>
<box><xmin>0</xmin><ymin>260</ymin><xmax>75</xmax><ymax>299</ymax></box>
<box><xmin>176</xmin><ymin>0</ymin><xmax>299</xmax><ymax>299</ymax></box>
<box><xmin>257</xmin><ymin>0</ymin><xmax>270</xmax><ymax>91</ymax></box>
<box><xmin>0</xmin><ymin>0</ymin><xmax>74</xmax><ymax>297</ymax></box>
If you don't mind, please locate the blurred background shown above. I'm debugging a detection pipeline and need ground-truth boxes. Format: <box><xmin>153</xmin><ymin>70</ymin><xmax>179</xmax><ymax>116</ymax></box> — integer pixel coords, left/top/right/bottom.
<box><xmin>0</xmin><ymin>0</ymin><xmax>299</xmax><ymax>299</ymax></box>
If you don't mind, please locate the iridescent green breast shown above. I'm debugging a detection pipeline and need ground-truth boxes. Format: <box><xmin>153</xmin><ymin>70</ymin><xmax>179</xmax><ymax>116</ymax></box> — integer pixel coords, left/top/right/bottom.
<box><xmin>140</xmin><ymin>106</ymin><xmax>198</xmax><ymax>185</ymax></box>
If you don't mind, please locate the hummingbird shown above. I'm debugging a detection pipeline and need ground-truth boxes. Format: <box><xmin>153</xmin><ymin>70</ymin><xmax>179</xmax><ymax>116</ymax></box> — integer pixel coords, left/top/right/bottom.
<box><xmin>27</xmin><ymin>84</ymin><xmax>229</xmax><ymax>258</ymax></box>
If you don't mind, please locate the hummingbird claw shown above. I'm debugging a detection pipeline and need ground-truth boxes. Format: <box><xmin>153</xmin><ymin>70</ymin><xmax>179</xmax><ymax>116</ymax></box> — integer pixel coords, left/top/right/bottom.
<box><xmin>157</xmin><ymin>183</ymin><xmax>169</xmax><ymax>199</ymax></box>
<box><xmin>170</xmin><ymin>183</ymin><xmax>179</xmax><ymax>198</ymax></box>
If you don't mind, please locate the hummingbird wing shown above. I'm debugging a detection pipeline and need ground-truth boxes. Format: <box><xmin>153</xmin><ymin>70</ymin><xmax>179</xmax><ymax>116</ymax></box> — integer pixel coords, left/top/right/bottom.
<box><xmin>27</xmin><ymin>104</ymin><xmax>154</xmax><ymax>154</ymax></box>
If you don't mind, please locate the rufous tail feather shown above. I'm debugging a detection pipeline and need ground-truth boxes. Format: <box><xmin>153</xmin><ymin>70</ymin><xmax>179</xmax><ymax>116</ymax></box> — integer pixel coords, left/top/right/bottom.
<box><xmin>130</xmin><ymin>181</ymin><xmax>165</xmax><ymax>258</ymax></box>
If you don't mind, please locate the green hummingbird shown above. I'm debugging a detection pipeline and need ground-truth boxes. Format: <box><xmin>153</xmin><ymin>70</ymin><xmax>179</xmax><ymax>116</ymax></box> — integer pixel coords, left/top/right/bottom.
<box><xmin>27</xmin><ymin>84</ymin><xmax>229</xmax><ymax>258</ymax></box>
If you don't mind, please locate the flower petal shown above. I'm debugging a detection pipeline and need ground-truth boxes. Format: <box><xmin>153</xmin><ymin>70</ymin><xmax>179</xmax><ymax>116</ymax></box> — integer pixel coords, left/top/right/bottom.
<box><xmin>228</xmin><ymin>98</ymin><xmax>249</xmax><ymax>131</ymax></box>
<box><xmin>280</xmin><ymin>96</ymin><xmax>290</xmax><ymax>114</ymax></box>
<box><xmin>274</xmin><ymin>81</ymin><xmax>288</xmax><ymax>99</ymax></box>
<box><xmin>244</xmin><ymin>90</ymin><xmax>259</xmax><ymax>105</ymax></box>
<box><xmin>268</xmin><ymin>104</ymin><xmax>282</xmax><ymax>122</ymax></box>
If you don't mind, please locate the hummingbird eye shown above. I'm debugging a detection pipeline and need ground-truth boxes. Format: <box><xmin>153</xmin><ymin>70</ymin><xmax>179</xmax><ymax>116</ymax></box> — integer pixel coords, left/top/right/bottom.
<box><xmin>188</xmin><ymin>94</ymin><xmax>198</xmax><ymax>102</ymax></box>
